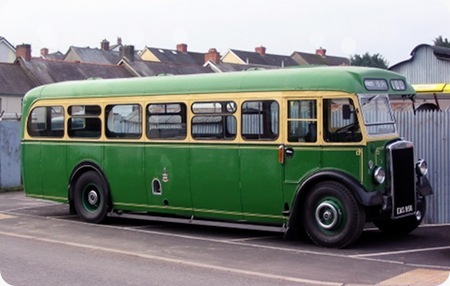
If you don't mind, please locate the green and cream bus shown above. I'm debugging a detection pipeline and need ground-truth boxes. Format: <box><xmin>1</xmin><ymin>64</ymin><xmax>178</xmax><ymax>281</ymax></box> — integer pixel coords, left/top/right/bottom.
<box><xmin>21</xmin><ymin>67</ymin><xmax>432</xmax><ymax>248</ymax></box>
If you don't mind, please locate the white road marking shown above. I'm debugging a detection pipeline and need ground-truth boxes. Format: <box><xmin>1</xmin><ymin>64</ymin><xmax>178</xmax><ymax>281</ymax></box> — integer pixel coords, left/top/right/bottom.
<box><xmin>0</xmin><ymin>230</ymin><xmax>342</xmax><ymax>286</ymax></box>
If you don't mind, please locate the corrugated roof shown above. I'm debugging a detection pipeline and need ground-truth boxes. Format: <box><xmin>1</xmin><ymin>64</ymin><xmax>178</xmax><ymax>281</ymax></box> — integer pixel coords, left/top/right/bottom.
<box><xmin>389</xmin><ymin>44</ymin><xmax>450</xmax><ymax>69</ymax></box>
<box><xmin>18</xmin><ymin>58</ymin><xmax>133</xmax><ymax>85</ymax></box>
<box><xmin>0</xmin><ymin>63</ymin><xmax>36</xmax><ymax>95</ymax></box>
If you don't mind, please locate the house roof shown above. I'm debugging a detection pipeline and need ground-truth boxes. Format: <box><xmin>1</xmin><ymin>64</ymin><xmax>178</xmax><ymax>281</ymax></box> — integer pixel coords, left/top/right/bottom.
<box><xmin>0</xmin><ymin>36</ymin><xmax>16</xmax><ymax>51</ymax></box>
<box><xmin>121</xmin><ymin>58</ymin><xmax>213</xmax><ymax>77</ymax></box>
<box><xmin>205</xmin><ymin>61</ymin><xmax>279</xmax><ymax>73</ymax></box>
<box><xmin>17</xmin><ymin>58</ymin><xmax>133</xmax><ymax>85</ymax></box>
<box><xmin>63</xmin><ymin>46</ymin><xmax>122</xmax><ymax>65</ymax></box>
<box><xmin>42</xmin><ymin>51</ymin><xmax>65</xmax><ymax>61</ymax></box>
<box><xmin>389</xmin><ymin>44</ymin><xmax>450</xmax><ymax>69</ymax></box>
<box><xmin>291</xmin><ymin>51</ymin><xmax>350</xmax><ymax>66</ymax></box>
<box><xmin>227</xmin><ymin>49</ymin><xmax>298</xmax><ymax>67</ymax></box>
<box><xmin>0</xmin><ymin>63</ymin><xmax>36</xmax><ymax>95</ymax></box>
<box><xmin>144</xmin><ymin>47</ymin><xmax>205</xmax><ymax>65</ymax></box>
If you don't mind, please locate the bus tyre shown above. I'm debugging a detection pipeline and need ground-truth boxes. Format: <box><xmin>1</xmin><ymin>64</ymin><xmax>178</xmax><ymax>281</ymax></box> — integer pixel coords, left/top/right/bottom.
<box><xmin>73</xmin><ymin>171</ymin><xmax>109</xmax><ymax>224</ymax></box>
<box><xmin>374</xmin><ymin>196</ymin><xmax>426</xmax><ymax>235</ymax></box>
<box><xmin>302</xmin><ymin>181</ymin><xmax>365</xmax><ymax>248</ymax></box>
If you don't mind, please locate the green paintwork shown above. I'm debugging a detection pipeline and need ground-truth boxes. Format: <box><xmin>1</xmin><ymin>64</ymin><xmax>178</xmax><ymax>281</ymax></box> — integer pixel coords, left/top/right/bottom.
<box><xmin>21</xmin><ymin>67</ymin><xmax>411</xmax><ymax>228</ymax></box>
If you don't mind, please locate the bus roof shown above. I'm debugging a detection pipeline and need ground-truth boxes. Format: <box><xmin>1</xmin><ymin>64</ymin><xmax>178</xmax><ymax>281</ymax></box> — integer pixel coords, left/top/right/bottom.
<box><xmin>413</xmin><ymin>83</ymin><xmax>450</xmax><ymax>94</ymax></box>
<box><xmin>23</xmin><ymin>66</ymin><xmax>414</xmax><ymax>111</ymax></box>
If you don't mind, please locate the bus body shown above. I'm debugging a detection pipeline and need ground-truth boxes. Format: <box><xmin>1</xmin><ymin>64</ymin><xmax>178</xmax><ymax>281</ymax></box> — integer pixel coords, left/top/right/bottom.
<box><xmin>412</xmin><ymin>83</ymin><xmax>450</xmax><ymax>111</ymax></box>
<box><xmin>21</xmin><ymin>67</ymin><xmax>432</xmax><ymax>248</ymax></box>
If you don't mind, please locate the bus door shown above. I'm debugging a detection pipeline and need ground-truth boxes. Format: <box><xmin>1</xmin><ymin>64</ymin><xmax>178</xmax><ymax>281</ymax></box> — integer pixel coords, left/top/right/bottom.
<box><xmin>283</xmin><ymin>99</ymin><xmax>321</xmax><ymax>202</ymax></box>
<box><xmin>144</xmin><ymin>103</ymin><xmax>192</xmax><ymax>217</ymax></box>
<box><xmin>189</xmin><ymin>101</ymin><xmax>242</xmax><ymax>221</ymax></box>
<box><xmin>321</xmin><ymin>98</ymin><xmax>363</xmax><ymax>181</ymax></box>
<box><xmin>239</xmin><ymin>100</ymin><xmax>284</xmax><ymax>225</ymax></box>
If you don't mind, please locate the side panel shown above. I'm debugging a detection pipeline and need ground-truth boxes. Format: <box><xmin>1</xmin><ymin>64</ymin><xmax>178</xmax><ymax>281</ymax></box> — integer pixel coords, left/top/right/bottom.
<box><xmin>21</xmin><ymin>142</ymin><xmax>43</xmax><ymax>196</ymax></box>
<box><xmin>41</xmin><ymin>142</ymin><xmax>67</xmax><ymax>201</ymax></box>
<box><xmin>66</xmin><ymin>142</ymin><xmax>104</xmax><ymax>191</ymax></box>
<box><xmin>240</xmin><ymin>146</ymin><xmax>284</xmax><ymax>224</ymax></box>
<box><xmin>190</xmin><ymin>145</ymin><xmax>242</xmax><ymax>220</ymax></box>
<box><xmin>321</xmin><ymin>148</ymin><xmax>363</xmax><ymax>183</ymax></box>
<box><xmin>283</xmin><ymin>146</ymin><xmax>321</xmax><ymax>203</ymax></box>
<box><xmin>144</xmin><ymin>143</ymin><xmax>191</xmax><ymax>216</ymax></box>
<box><xmin>104</xmin><ymin>143</ymin><xmax>146</xmax><ymax>210</ymax></box>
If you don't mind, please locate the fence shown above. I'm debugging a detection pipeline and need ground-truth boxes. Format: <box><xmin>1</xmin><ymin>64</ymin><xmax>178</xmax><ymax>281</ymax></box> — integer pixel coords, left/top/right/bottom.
<box><xmin>0</xmin><ymin>120</ymin><xmax>21</xmax><ymax>188</ymax></box>
<box><xmin>395</xmin><ymin>110</ymin><xmax>450</xmax><ymax>224</ymax></box>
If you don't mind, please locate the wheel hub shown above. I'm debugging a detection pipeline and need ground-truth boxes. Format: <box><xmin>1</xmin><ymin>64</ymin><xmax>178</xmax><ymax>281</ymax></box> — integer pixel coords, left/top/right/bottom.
<box><xmin>315</xmin><ymin>201</ymin><xmax>341</xmax><ymax>230</ymax></box>
<box><xmin>87</xmin><ymin>190</ymin><xmax>99</xmax><ymax>205</ymax></box>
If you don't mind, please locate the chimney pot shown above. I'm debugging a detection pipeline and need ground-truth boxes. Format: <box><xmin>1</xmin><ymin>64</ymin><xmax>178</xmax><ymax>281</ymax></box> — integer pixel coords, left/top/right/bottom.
<box><xmin>101</xmin><ymin>39</ymin><xmax>110</xmax><ymax>51</ymax></box>
<box><xmin>255</xmin><ymin>46</ymin><xmax>266</xmax><ymax>55</ymax></box>
<box><xmin>120</xmin><ymin>45</ymin><xmax>135</xmax><ymax>62</ymax></box>
<box><xmin>204</xmin><ymin>48</ymin><xmax>220</xmax><ymax>64</ymax></box>
<box><xmin>316</xmin><ymin>47</ymin><xmax>327</xmax><ymax>57</ymax></box>
<box><xmin>16</xmin><ymin>44</ymin><xmax>32</xmax><ymax>61</ymax></box>
<box><xmin>177</xmin><ymin>43</ymin><xmax>187</xmax><ymax>52</ymax></box>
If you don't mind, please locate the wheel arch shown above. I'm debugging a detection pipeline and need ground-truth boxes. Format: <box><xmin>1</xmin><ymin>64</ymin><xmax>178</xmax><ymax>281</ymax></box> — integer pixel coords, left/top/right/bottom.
<box><xmin>68</xmin><ymin>161</ymin><xmax>111</xmax><ymax>213</ymax></box>
<box><xmin>286</xmin><ymin>170</ymin><xmax>382</xmax><ymax>236</ymax></box>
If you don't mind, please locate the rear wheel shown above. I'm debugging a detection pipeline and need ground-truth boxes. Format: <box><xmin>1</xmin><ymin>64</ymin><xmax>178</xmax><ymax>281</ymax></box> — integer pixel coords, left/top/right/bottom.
<box><xmin>302</xmin><ymin>181</ymin><xmax>365</xmax><ymax>248</ymax></box>
<box><xmin>73</xmin><ymin>171</ymin><xmax>109</xmax><ymax>223</ymax></box>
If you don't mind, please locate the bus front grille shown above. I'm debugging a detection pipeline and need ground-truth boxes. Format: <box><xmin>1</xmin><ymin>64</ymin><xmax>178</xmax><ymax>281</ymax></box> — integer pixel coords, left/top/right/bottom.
<box><xmin>388</xmin><ymin>141</ymin><xmax>416</xmax><ymax>218</ymax></box>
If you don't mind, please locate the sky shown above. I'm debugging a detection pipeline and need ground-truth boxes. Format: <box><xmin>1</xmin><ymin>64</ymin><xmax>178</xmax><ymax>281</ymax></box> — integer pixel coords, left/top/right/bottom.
<box><xmin>1</xmin><ymin>0</ymin><xmax>450</xmax><ymax>66</ymax></box>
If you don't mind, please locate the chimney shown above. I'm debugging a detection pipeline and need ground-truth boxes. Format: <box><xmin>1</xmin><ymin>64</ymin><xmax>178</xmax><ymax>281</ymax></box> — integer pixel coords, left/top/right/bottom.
<box><xmin>120</xmin><ymin>45</ymin><xmax>135</xmax><ymax>62</ymax></box>
<box><xmin>40</xmin><ymin>48</ymin><xmax>49</xmax><ymax>57</ymax></box>
<box><xmin>255</xmin><ymin>46</ymin><xmax>266</xmax><ymax>55</ymax></box>
<box><xmin>316</xmin><ymin>47</ymin><xmax>327</xmax><ymax>57</ymax></box>
<box><xmin>16</xmin><ymin>44</ymin><xmax>32</xmax><ymax>61</ymax></box>
<box><xmin>117</xmin><ymin>37</ymin><xmax>122</xmax><ymax>45</ymax></box>
<box><xmin>177</xmin><ymin>43</ymin><xmax>187</xmax><ymax>52</ymax></box>
<box><xmin>101</xmin><ymin>39</ymin><xmax>110</xmax><ymax>51</ymax></box>
<box><xmin>204</xmin><ymin>48</ymin><xmax>220</xmax><ymax>64</ymax></box>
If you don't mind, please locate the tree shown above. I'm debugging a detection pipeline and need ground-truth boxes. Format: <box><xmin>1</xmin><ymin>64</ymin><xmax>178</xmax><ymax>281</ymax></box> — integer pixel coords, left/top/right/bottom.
<box><xmin>350</xmin><ymin>53</ymin><xmax>388</xmax><ymax>69</ymax></box>
<box><xmin>434</xmin><ymin>36</ymin><xmax>450</xmax><ymax>48</ymax></box>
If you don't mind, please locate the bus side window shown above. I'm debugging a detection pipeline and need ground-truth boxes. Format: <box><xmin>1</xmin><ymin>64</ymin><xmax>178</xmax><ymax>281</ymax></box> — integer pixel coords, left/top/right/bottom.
<box><xmin>106</xmin><ymin>104</ymin><xmax>142</xmax><ymax>139</ymax></box>
<box><xmin>242</xmin><ymin>100</ymin><xmax>279</xmax><ymax>140</ymax></box>
<box><xmin>191</xmin><ymin>101</ymin><xmax>236</xmax><ymax>140</ymax></box>
<box><xmin>27</xmin><ymin>106</ymin><xmax>64</xmax><ymax>138</ymax></box>
<box><xmin>147</xmin><ymin>103</ymin><xmax>187</xmax><ymax>140</ymax></box>
<box><xmin>68</xmin><ymin>105</ymin><xmax>101</xmax><ymax>138</ymax></box>
<box><xmin>287</xmin><ymin>100</ymin><xmax>317</xmax><ymax>143</ymax></box>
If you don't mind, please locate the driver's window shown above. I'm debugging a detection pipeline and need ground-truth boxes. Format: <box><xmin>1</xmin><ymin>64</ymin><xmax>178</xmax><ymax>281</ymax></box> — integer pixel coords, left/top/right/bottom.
<box><xmin>323</xmin><ymin>98</ymin><xmax>362</xmax><ymax>142</ymax></box>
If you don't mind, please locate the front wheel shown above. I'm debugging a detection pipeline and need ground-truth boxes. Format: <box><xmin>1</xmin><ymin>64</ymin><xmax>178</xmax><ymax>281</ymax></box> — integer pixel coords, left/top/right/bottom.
<box><xmin>73</xmin><ymin>171</ymin><xmax>110</xmax><ymax>223</ymax></box>
<box><xmin>302</xmin><ymin>181</ymin><xmax>366</xmax><ymax>248</ymax></box>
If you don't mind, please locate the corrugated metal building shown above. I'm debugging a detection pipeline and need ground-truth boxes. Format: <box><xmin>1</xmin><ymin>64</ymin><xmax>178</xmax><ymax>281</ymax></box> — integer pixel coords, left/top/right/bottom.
<box><xmin>390</xmin><ymin>44</ymin><xmax>450</xmax><ymax>84</ymax></box>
